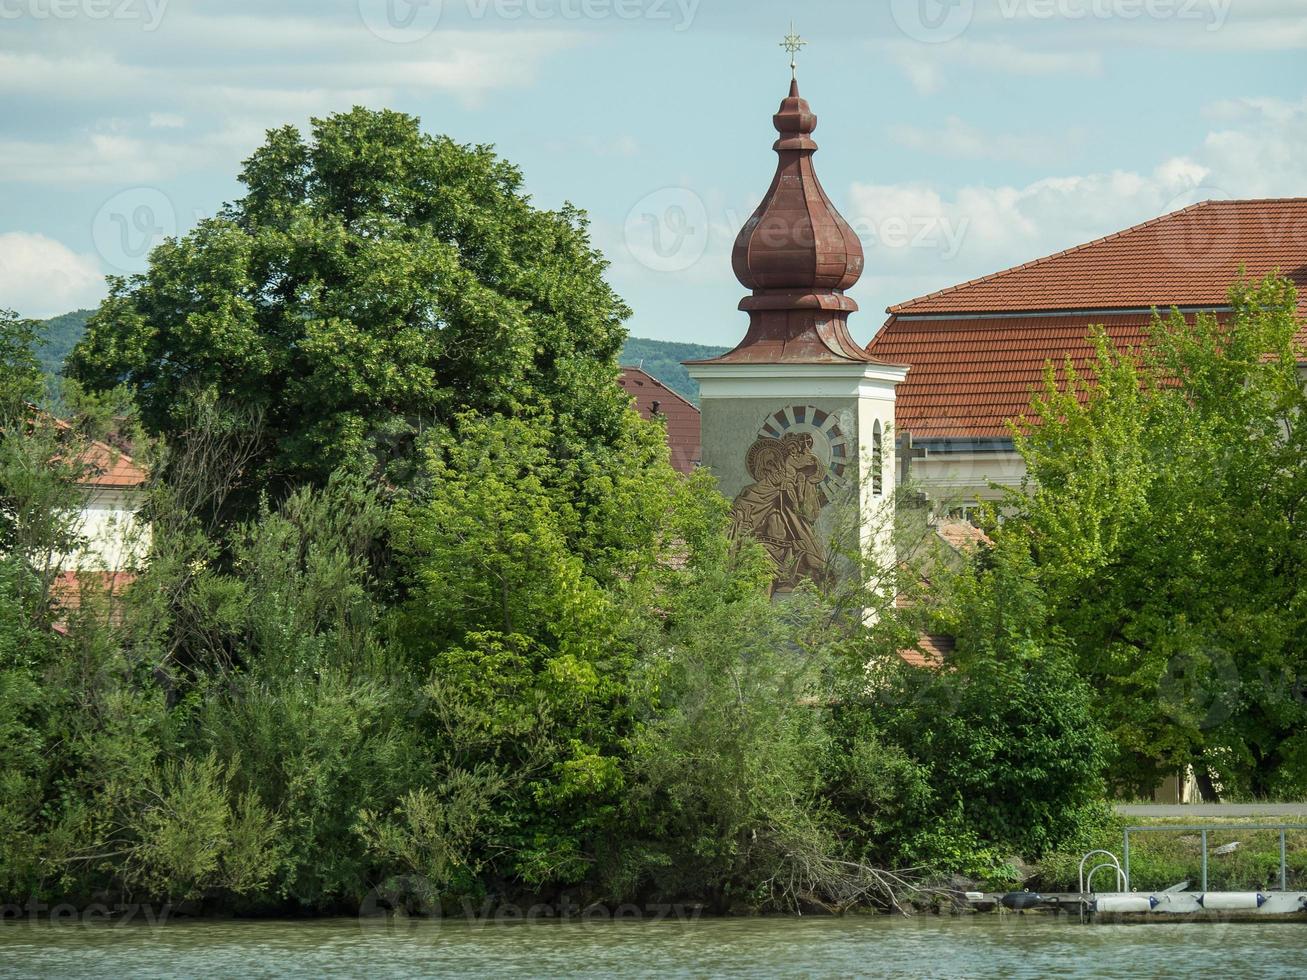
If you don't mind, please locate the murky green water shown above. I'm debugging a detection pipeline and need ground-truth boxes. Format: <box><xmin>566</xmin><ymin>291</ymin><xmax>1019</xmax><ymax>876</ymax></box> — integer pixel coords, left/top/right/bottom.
<box><xmin>2</xmin><ymin>914</ymin><xmax>1303</xmax><ymax>978</ymax></box>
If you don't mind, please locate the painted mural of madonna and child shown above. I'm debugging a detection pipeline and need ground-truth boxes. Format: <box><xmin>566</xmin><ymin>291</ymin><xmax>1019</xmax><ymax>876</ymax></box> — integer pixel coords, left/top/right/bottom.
<box><xmin>729</xmin><ymin>430</ymin><xmax>830</xmax><ymax>591</ymax></box>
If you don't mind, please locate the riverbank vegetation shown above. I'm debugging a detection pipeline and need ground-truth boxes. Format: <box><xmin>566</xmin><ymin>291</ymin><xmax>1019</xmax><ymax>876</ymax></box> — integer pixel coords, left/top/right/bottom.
<box><xmin>2</xmin><ymin>109</ymin><xmax>1304</xmax><ymax>916</ymax></box>
<box><xmin>1034</xmin><ymin>817</ymin><xmax>1307</xmax><ymax>894</ymax></box>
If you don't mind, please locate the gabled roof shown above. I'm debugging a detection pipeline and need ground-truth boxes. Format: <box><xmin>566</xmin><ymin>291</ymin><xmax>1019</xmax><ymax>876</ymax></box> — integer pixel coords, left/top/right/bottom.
<box><xmin>77</xmin><ymin>438</ymin><xmax>148</xmax><ymax>489</ymax></box>
<box><xmin>869</xmin><ymin>198</ymin><xmax>1307</xmax><ymax>440</ymax></box>
<box><xmin>618</xmin><ymin>367</ymin><xmax>701</xmax><ymax>474</ymax></box>
<box><xmin>888</xmin><ymin>199</ymin><xmax>1307</xmax><ymax>318</ymax></box>
<box><xmin>50</xmin><ymin>417</ymin><xmax>148</xmax><ymax>489</ymax></box>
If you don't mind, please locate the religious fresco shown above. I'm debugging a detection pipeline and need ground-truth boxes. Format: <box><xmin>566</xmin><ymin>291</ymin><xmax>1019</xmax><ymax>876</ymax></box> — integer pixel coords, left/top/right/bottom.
<box><xmin>729</xmin><ymin>405</ymin><xmax>851</xmax><ymax>591</ymax></box>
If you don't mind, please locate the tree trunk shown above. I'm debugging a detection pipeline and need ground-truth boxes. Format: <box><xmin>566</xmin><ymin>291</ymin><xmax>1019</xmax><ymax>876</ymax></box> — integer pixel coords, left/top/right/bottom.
<box><xmin>1194</xmin><ymin>765</ymin><xmax>1221</xmax><ymax>803</ymax></box>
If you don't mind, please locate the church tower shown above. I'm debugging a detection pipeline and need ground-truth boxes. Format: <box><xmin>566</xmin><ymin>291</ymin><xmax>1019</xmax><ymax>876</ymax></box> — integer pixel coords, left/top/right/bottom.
<box><xmin>686</xmin><ymin>60</ymin><xmax>907</xmax><ymax>589</ymax></box>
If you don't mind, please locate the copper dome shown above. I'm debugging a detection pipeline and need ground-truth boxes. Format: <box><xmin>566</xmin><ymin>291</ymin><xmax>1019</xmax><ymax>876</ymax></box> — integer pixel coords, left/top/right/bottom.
<box><xmin>687</xmin><ymin>77</ymin><xmax>891</xmax><ymax>365</ymax></box>
<box><xmin>731</xmin><ymin>79</ymin><xmax>864</xmax><ymax>293</ymax></box>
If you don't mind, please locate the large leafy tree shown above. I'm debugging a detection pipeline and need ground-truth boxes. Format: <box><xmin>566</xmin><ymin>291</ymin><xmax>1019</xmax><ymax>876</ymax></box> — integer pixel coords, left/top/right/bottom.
<box><xmin>1</xmin><ymin>310</ymin><xmax>45</xmax><ymax>416</ymax></box>
<box><xmin>68</xmin><ymin>107</ymin><xmax>633</xmax><ymax>497</ymax></box>
<box><xmin>383</xmin><ymin>408</ymin><xmax>750</xmax><ymax>890</ymax></box>
<box><xmin>992</xmin><ymin>275</ymin><xmax>1307</xmax><ymax>798</ymax></box>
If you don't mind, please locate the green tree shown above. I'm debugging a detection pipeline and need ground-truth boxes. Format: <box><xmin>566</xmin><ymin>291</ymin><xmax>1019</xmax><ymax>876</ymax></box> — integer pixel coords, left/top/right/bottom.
<box><xmin>997</xmin><ymin>275</ymin><xmax>1307</xmax><ymax>798</ymax></box>
<box><xmin>871</xmin><ymin>541</ymin><xmax>1107</xmax><ymax>860</ymax></box>
<box><xmin>384</xmin><ymin>409</ymin><xmax>714</xmax><ymax>891</ymax></box>
<box><xmin>68</xmin><ymin>108</ymin><xmax>633</xmax><ymax>503</ymax></box>
<box><xmin>1</xmin><ymin>309</ymin><xmax>48</xmax><ymax>417</ymax></box>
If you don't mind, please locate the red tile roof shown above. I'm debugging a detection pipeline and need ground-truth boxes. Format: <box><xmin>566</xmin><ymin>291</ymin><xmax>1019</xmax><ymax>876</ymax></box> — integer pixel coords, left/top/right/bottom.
<box><xmin>77</xmin><ymin>439</ymin><xmax>148</xmax><ymax>488</ymax></box>
<box><xmin>49</xmin><ymin>417</ymin><xmax>148</xmax><ymax>488</ymax></box>
<box><xmin>869</xmin><ymin>312</ymin><xmax>1163</xmax><ymax>438</ymax></box>
<box><xmin>869</xmin><ymin>199</ymin><xmax>1307</xmax><ymax>439</ymax></box>
<box><xmin>887</xmin><ymin>199</ymin><xmax>1307</xmax><ymax>318</ymax></box>
<box><xmin>618</xmin><ymin>367</ymin><xmax>701</xmax><ymax>474</ymax></box>
<box><xmin>51</xmin><ymin>570</ymin><xmax>137</xmax><ymax>632</ymax></box>
<box><xmin>900</xmin><ymin>633</ymin><xmax>953</xmax><ymax>670</ymax></box>
<box><xmin>934</xmin><ymin>519</ymin><xmax>991</xmax><ymax>553</ymax></box>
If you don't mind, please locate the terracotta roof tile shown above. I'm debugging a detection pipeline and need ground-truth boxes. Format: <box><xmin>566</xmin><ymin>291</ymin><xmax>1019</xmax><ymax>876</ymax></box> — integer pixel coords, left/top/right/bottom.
<box><xmin>900</xmin><ymin>633</ymin><xmax>953</xmax><ymax>669</ymax></box>
<box><xmin>77</xmin><ymin>440</ymin><xmax>148</xmax><ymax>488</ymax></box>
<box><xmin>887</xmin><ymin>199</ymin><xmax>1307</xmax><ymax>317</ymax></box>
<box><xmin>49</xmin><ymin>417</ymin><xmax>148</xmax><ymax>488</ymax></box>
<box><xmin>935</xmin><ymin>519</ymin><xmax>991</xmax><ymax>553</ymax></box>
<box><xmin>51</xmin><ymin>570</ymin><xmax>137</xmax><ymax>631</ymax></box>
<box><xmin>869</xmin><ymin>312</ymin><xmax>1167</xmax><ymax>438</ymax></box>
<box><xmin>868</xmin><ymin>199</ymin><xmax>1307</xmax><ymax>440</ymax></box>
<box><xmin>618</xmin><ymin>367</ymin><xmax>701</xmax><ymax>474</ymax></box>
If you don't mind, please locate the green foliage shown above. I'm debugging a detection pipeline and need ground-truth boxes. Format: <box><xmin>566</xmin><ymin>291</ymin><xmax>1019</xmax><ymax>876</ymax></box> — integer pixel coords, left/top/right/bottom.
<box><xmin>68</xmin><ymin>108</ymin><xmax>634</xmax><ymax>504</ymax></box>
<box><xmin>878</xmin><ymin>542</ymin><xmax>1107</xmax><ymax>859</ymax></box>
<box><xmin>617</xmin><ymin>585</ymin><xmax>848</xmax><ymax>908</ymax></box>
<box><xmin>0</xmin><ymin>380</ymin><xmax>1106</xmax><ymax>910</ymax></box>
<box><xmin>129</xmin><ymin>753</ymin><xmax>284</xmax><ymax>900</ymax></box>
<box><xmin>619</xmin><ymin>337</ymin><xmax>728</xmax><ymax>404</ymax></box>
<box><xmin>1</xmin><ymin>309</ymin><xmax>45</xmax><ymax>412</ymax></box>
<box><xmin>388</xmin><ymin>408</ymin><xmax>752</xmax><ymax>892</ymax></box>
<box><xmin>0</xmin><ymin>115</ymin><xmax>1127</xmax><ymax>915</ymax></box>
<box><xmin>34</xmin><ymin>309</ymin><xmax>93</xmax><ymax>377</ymax></box>
<box><xmin>994</xmin><ymin>275</ymin><xmax>1307</xmax><ymax>797</ymax></box>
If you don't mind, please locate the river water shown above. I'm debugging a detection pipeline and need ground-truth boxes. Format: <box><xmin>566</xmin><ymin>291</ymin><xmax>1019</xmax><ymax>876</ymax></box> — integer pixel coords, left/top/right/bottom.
<box><xmin>2</xmin><ymin>914</ymin><xmax>1303</xmax><ymax>978</ymax></box>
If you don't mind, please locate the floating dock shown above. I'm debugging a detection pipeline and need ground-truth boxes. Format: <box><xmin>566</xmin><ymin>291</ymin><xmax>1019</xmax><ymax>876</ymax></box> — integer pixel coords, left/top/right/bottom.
<box><xmin>965</xmin><ymin>890</ymin><xmax>1307</xmax><ymax>922</ymax></box>
<box><xmin>966</xmin><ymin>821</ymin><xmax>1307</xmax><ymax>923</ymax></box>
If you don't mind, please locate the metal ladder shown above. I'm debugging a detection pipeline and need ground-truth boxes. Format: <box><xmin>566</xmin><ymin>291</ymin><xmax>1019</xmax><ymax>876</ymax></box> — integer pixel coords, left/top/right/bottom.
<box><xmin>1077</xmin><ymin>849</ymin><xmax>1128</xmax><ymax>922</ymax></box>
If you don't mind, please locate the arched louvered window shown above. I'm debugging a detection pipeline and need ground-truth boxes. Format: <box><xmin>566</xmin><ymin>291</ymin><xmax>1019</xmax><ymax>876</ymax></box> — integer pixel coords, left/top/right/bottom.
<box><xmin>872</xmin><ymin>420</ymin><xmax>884</xmax><ymax>496</ymax></box>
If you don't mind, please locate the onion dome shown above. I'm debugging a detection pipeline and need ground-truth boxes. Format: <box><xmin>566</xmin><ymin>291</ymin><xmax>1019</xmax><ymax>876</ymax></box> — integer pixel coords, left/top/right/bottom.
<box><xmin>731</xmin><ymin>79</ymin><xmax>864</xmax><ymax>293</ymax></box>
<box><xmin>701</xmin><ymin>79</ymin><xmax>883</xmax><ymax>364</ymax></box>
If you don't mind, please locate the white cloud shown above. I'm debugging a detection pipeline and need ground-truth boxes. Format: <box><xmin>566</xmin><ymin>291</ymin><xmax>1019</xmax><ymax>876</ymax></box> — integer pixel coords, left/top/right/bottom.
<box><xmin>968</xmin><ymin>0</ymin><xmax>1307</xmax><ymax>43</ymax></box>
<box><xmin>0</xmin><ymin>132</ymin><xmax>209</xmax><ymax>185</ymax></box>
<box><xmin>847</xmin><ymin>96</ymin><xmax>1306</xmax><ymax>316</ymax></box>
<box><xmin>886</xmin><ymin>39</ymin><xmax>1102</xmax><ymax>95</ymax></box>
<box><xmin>0</xmin><ymin>50</ymin><xmax>149</xmax><ymax>96</ymax></box>
<box><xmin>0</xmin><ymin>233</ymin><xmax>105</xmax><ymax>319</ymax></box>
<box><xmin>1193</xmin><ymin>97</ymin><xmax>1307</xmax><ymax>197</ymax></box>
<box><xmin>886</xmin><ymin>0</ymin><xmax>1303</xmax><ymax>94</ymax></box>
<box><xmin>0</xmin><ymin>25</ymin><xmax>583</xmax><ymax>184</ymax></box>
<box><xmin>889</xmin><ymin>115</ymin><xmax>1085</xmax><ymax>164</ymax></box>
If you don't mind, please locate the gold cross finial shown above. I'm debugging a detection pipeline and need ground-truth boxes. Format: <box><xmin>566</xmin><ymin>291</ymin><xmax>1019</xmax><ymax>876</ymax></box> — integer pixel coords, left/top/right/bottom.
<box><xmin>780</xmin><ymin>23</ymin><xmax>806</xmax><ymax>79</ymax></box>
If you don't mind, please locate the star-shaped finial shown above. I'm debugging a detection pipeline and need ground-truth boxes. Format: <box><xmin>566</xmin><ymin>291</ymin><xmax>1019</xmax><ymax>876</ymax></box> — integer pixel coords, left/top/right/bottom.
<box><xmin>780</xmin><ymin>22</ymin><xmax>806</xmax><ymax>79</ymax></box>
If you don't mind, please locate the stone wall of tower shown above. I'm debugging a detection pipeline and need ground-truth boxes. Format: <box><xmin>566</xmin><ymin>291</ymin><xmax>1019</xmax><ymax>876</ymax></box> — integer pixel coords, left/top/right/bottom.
<box><xmin>692</xmin><ymin>363</ymin><xmax>904</xmax><ymax>590</ymax></box>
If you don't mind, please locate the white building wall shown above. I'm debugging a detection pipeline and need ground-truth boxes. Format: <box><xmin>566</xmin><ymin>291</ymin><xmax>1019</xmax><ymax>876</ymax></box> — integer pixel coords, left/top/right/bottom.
<box><xmin>910</xmin><ymin>449</ymin><xmax>1028</xmax><ymax>516</ymax></box>
<box><xmin>59</xmin><ymin>487</ymin><xmax>150</xmax><ymax>572</ymax></box>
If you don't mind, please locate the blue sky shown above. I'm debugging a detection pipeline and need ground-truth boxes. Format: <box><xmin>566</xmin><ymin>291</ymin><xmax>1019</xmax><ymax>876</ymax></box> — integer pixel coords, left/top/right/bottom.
<box><xmin>1</xmin><ymin>0</ymin><xmax>1304</xmax><ymax>347</ymax></box>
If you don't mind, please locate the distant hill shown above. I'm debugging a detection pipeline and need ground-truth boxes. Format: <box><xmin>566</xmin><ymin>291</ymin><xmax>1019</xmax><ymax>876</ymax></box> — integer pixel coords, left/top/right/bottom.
<box><xmin>620</xmin><ymin>337</ymin><xmax>728</xmax><ymax>405</ymax></box>
<box><xmin>33</xmin><ymin>310</ymin><xmax>724</xmax><ymax>405</ymax></box>
<box><xmin>35</xmin><ymin>309</ymin><xmax>93</xmax><ymax>376</ymax></box>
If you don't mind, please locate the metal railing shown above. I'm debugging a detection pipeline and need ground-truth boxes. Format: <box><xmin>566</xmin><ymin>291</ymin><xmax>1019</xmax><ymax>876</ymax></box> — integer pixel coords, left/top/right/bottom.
<box><xmin>1077</xmin><ymin>849</ymin><xmax>1127</xmax><ymax>923</ymax></box>
<box><xmin>1123</xmin><ymin>823</ymin><xmax>1307</xmax><ymax>892</ymax></box>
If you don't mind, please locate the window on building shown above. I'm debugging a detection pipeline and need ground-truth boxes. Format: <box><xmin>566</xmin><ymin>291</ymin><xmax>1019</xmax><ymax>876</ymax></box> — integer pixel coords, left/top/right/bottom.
<box><xmin>872</xmin><ymin>420</ymin><xmax>883</xmax><ymax>496</ymax></box>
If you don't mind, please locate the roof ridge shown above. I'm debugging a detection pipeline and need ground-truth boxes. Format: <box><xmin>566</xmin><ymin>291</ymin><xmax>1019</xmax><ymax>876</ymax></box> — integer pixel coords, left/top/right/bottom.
<box><xmin>618</xmin><ymin>365</ymin><xmax>701</xmax><ymax>413</ymax></box>
<box><xmin>884</xmin><ymin>198</ymin><xmax>1304</xmax><ymax>314</ymax></box>
<box><xmin>44</xmin><ymin>412</ymin><xmax>145</xmax><ymax>485</ymax></box>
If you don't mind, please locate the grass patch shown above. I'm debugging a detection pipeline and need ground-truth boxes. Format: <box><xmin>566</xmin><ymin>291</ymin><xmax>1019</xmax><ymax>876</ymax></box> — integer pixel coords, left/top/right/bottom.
<box><xmin>1032</xmin><ymin>817</ymin><xmax>1307</xmax><ymax>892</ymax></box>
